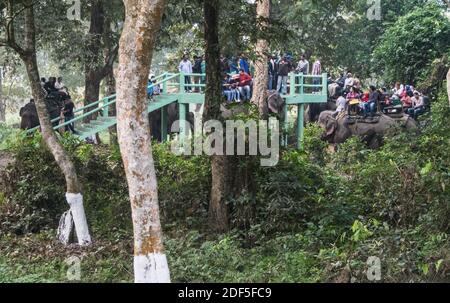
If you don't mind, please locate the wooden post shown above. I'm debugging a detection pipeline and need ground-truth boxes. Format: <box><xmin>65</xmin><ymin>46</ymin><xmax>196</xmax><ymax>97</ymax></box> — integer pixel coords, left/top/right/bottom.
<box><xmin>161</xmin><ymin>105</ymin><xmax>168</xmax><ymax>142</ymax></box>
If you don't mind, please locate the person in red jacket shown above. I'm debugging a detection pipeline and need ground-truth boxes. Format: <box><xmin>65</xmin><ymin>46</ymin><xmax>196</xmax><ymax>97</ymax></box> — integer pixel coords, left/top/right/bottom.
<box><xmin>238</xmin><ymin>69</ymin><xmax>252</xmax><ymax>100</ymax></box>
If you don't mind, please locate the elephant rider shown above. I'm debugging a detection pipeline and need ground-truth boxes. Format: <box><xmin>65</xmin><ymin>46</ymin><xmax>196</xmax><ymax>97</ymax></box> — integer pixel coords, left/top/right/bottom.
<box><xmin>361</xmin><ymin>85</ymin><xmax>379</xmax><ymax>118</ymax></box>
<box><xmin>407</xmin><ymin>91</ymin><xmax>425</xmax><ymax>119</ymax></box>
<box><xmin>344</xmin><ymin>72</ymin><xmax>354</xmax><ymax>92</ymax></box>
<box><xmin>346</xmin><ymin>86</ymin><xmax>360</xmax><ymax>115</ymax></box>
<box><xmin>332</xmin><ymin>91</ymin><xmax>347</xmax><ymax>118</ymax></box>
<box><xmin>401</xmin><ymin>90</ymin><xmax>413</xmax><ymax>111</ymax></box>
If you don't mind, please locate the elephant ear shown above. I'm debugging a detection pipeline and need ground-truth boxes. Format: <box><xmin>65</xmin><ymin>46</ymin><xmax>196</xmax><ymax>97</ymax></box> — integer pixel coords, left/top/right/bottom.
<box><xmin>326</xmin><ymin>118</ymin><xmax>337</xmax><ymax>137</ymax></box>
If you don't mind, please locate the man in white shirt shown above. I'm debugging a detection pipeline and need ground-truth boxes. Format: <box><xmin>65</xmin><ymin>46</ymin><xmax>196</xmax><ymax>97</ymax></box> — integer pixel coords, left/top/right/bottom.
<box><xmin>296</xmin><ymin>54</ymin><xmax>309</xmax><ymax>75</ymax></box>
<box><xmin>344</xmin><ymin>72</ymin><xmax>354</xmax><ymax>92</ymax></box>
<box><xmin>312</xmin><ymin>57</ymin><xmax>322</xmax><ymax>93</ymax></box>
<box><xmin>332</xmin><ymin>91</ymin><xmax>347</xmax><ymax>117</ymax></box>
<box><xmin>179</xmin><ymin>55</ymin><xmax>193</xmax><ymax>92</ymax></box>
<box><xmin>408</xmin><ymin>91</ymin><xmax>425</xmax><ymax>119</ymax></box>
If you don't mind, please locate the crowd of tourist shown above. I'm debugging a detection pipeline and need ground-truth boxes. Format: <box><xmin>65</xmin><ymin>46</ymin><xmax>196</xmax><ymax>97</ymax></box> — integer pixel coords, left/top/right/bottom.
<box><xmin>40</xmin><ymin>76</ymin><xmax>77</xmax><ymax>133</ymax></box>
<box><xmin>161</xmin><ymin>52</ymin><xmax>324</xmax><ymax>103</ymax></box>
<box><xmin>332</xmin><ymin>72</ymin><xmax>427</xmax><ymax>120</ymax></box>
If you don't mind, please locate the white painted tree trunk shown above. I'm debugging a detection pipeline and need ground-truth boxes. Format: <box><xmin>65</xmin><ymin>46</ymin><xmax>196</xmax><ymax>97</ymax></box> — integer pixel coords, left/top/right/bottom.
<box><xmin>8</xmin><ymin>1</ymin><xmax>91</xmax><ymax>247</ymax></box>
<box><xmin>116</xmin><ymin>0</ymin><xmax>170</xmax><ymax>283</ymax></box>
<box><xmin>66</xmin><ymin>193</ymin><xmax>91</xmax><ymax>246</ymax></box>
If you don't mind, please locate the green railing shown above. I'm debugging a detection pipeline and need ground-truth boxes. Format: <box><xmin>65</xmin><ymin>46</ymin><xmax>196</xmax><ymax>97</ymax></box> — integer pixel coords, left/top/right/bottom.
<box><xmin>28</xmin><ymin>71</ymin><xmax>328</xmax><ymax>149</ymax></box>
<box><xmin>27</xmin><ymin>72</ymin><xmax>180</xmax><ymax>134</ymax></box>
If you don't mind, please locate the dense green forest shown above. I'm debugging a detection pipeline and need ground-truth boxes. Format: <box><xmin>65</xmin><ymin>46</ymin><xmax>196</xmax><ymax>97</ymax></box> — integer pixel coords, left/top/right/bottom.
<box><xmin>0</xmin><ymin>0</ymin><xmax>449</xmax><ymax>283</ymax></box>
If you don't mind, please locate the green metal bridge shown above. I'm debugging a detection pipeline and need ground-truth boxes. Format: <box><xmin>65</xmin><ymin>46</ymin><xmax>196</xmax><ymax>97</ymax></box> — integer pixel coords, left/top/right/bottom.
<box><xmin>29</xmin><ymin>72</ymin><xmax>328</xmax><ymax>149</ymax></box>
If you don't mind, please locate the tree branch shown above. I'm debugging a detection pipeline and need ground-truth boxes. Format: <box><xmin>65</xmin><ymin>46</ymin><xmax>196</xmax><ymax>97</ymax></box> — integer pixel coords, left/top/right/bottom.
<box><xmin>100</xmin><ymin>43</ymin><xmax>119</xmax><ymax>78</ymax></box>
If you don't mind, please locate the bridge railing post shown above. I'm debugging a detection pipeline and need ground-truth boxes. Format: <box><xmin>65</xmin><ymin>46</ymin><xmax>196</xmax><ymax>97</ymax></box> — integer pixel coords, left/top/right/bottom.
<box><xmin>102</xmin><ymin>97</ymin><xmax>109</xmax><ymax>118</ymax></box>
<box><xmin>289</xmin><ymin>72</ymin><xmax>296</xmax><ymax>96</ymax></box>
<box><xmin>179</xmin><ymin>102</ymin><xmax>188</xmax><ymax>144</ymax></box>
<box><xmin>179</xmin><ymin>72</ymin><xmax>185</xmax><ymax>93</ymax></box>
<box><xmin>322</xmin><ymin>73</ymin><xmax>327</xmax><ymax>95</ymax></box>
<box><xmin>161</xmin><ymin>105</ymin><xmax>168</xmax><ymax>142</ymax></box>
<box><xmin>297</xmin><ymin>74</ymin><xmax>306</xmax><ymax>150</ymax></box>
<box><xmin>162</xmin><ymin>73</ymin><xmax>167</xmax><ymax>94</ymax></box>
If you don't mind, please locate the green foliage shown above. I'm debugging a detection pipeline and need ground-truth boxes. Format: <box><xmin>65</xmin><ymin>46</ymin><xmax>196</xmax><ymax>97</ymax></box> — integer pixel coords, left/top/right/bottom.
<box><xmin>303</xmin><ymin>123</ymin><xmax>329</xmax><ymax>165</ymax></box>
<box><xmin>373</xmin><ymin>3</ymin><xmax>450</xmax><ymax>84</ymax></box>
<box><xmin>0</xmin><ymin>90</ymin><xmax>449</xmax><ymax>282</ymax></box>
<box><xmin>153</xmin><ymin>143</ymin><xmax>211</xmax><ymax>226</ymax></box>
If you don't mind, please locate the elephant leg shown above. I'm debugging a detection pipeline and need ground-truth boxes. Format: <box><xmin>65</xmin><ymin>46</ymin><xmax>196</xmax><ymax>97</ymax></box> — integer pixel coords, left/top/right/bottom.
<box><xmin>149</xmin><ymin>110</ymin><xmax>162</xmax><ymax>142</ymax></box>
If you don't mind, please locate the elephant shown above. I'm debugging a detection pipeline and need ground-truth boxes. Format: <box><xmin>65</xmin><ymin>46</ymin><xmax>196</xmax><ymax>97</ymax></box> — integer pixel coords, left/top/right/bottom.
<box><xmin>305</xmin><ymin>101</ymin><xmax>337</xmax><ymax>124</ymax></box>
<box><xmin>302</xmin><ymin>82</ymin><xmax>341</xmax><ymax>124</ymax></box>
<box><xmin>220</xmin><ymin>90</ymin><xmax>286</xmax><ymax>120</ymax></box>
<box><xmin>318</xmin><ymin>111</ymin><xmax>417</xmax><ymax>149</ymax></box>
<box><xmin>19</xmin><ymin>101</ymin><xmax>40</xmax><ymax>130</ymax></box>
<box><xmin>148</xmin><ymin>102</ymin><xmax>197</xmax><ymax>142</ymax></box>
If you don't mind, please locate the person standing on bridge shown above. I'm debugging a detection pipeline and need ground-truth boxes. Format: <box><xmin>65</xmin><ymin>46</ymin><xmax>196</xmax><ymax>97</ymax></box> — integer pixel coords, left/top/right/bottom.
<box><xmin>296</xmin><ymin>54</ymin><xmax>309</xmax><ymax>75</ymax></box>
<box><xmin>179</xmin><ymin>55</ymin><xmax>193</xmax><ymax>92</ymax></box>
<box><xmin>62</xmin><ymin>95</ymin><xmax>76</xmax><ymax>134</ymax></box>
<box><xmin>192</xmin><ymin>55</ymin><xmax>202</xmax><ymax>93</ymax></box>
<box><xmin>276</xmin><ymin>56</ymin><xmax>291</xmax><ymax>95</ymax></box>
<box><xmin>239</xmin><ymin>53</ymin><xmax>250</xmax><ymax>75</ymax></box>
<box><xmin>312</xmin><ymin>57</ymin><xmax>322</xmax><ymax>93</ymax></box>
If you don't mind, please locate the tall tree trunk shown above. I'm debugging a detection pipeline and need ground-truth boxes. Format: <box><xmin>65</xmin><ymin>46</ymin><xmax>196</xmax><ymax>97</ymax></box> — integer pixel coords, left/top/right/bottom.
<box><xmin>116</xmin><ymin>0</ymin><xmax>169</xmax><ymax>283</ymax></box>
<box><xmin>0</xmin><ymin>68</ymin><xmax>4</xmax><ymax>122</ymax></box>
<box><xmin>106</xmin><ymin>69</ymin><xmax>118</xmax><ymax>145</ymax></box>
<box><xmin>250</xmin><ymin>0</ymin><xmax>270</xmax><ymax>118</ymax></box>
<box><xmin>447</xmin><ymin>68</ymin><xmax>450</xmax><ymax>107</ymax></box>
<box><xmin>203</xmin><ymin>0</ymin><xmax>231</xmax><ymax>233</ymax></box>
<box><xmin>16</xmin><ymin>1</ymin><xmax>91</xmax><ymax>245</ymax></box>
<box><xmin>84</xmin><ymin>0</ymin><xmax>105</xmax><ymax>122</ymax></box>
